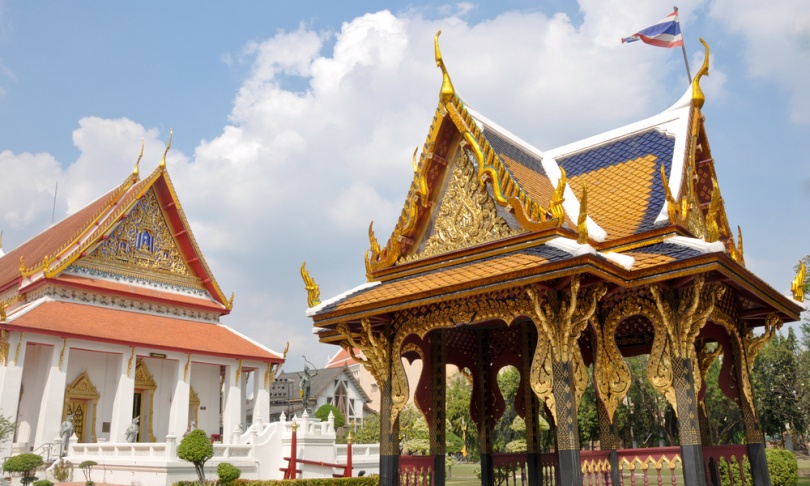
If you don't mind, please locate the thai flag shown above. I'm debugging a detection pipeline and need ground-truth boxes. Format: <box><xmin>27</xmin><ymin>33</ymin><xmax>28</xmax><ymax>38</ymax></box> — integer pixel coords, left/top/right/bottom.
<box><xmin>622</xmin><ymin>11</ymin><xmax>684</xmax><ymax>48</ymax></box>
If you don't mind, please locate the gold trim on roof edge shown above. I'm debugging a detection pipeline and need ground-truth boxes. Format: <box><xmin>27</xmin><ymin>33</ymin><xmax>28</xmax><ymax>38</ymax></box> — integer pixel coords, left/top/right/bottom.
<box><xmin>792</xmin><ymin>260</ymin><xmax>806</xmax><ymax>302</ymax></box>
<box><xmin>365</xmin><ymin>34</ymin><xmax>566</xmax><ymax>278</ymax></box>
<box><xmin>692</xmin><ymin>38</ymin><xmax>710</xmax><ymax>109</ymax></box>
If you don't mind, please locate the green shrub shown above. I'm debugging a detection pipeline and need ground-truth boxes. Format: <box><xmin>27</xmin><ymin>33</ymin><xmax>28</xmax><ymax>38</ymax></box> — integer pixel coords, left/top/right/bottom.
<box><xmin>178</xmin><ymin>429</ymin><xmax>214</xmax><ymax>485</ymax></box>
<box><xmin>313</xmin><ymin>404</ymin><xmax>345</xmax><ymax>428</ymax></box>
<box><xmin>79</xmin><ymin>460</ymin><xmax>97</xmax><ymax>485</ymax></box>
<box><xmin>766</xmin><ymin>448</ymin><xmax>798</xmax><ymax>486</ymax></box>
<box><xmin>33</xmin><ymin>480</ymin><xmax>53</xmax><ymax>486</ymax></box>
<box><xmin>52</xmin><ymin>459</ymin><xmax>73</xmax><ymax>482</ymax></box>
<box><xmin>217</xmin><ymin>462</ymin><xmax>241</xmax><ymax>484</ymax></box>
<box><xmin>742</xmin><ymin>455</ymin><xmax>752</xmax><ymax>486</ymax></box>
<box><xmin>3</xmin><ymin>453</ymin><xmax>44</xmax><ymax>485</ymax></box>
<box><xmin>718</xmin><ymin>456</ymin><xmax>730</xmax><ymax>486</ymax></box>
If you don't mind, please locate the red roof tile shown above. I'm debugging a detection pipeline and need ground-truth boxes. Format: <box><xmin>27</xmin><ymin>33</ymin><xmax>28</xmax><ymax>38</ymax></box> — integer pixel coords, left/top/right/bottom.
<box><xmin>8</xmin><ymin>301</ymin><xmax>281</xmax><ymax>362</ymax></box>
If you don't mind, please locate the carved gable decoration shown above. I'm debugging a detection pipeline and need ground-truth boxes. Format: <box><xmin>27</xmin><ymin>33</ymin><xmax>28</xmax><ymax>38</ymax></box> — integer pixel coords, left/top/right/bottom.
<box><xmin>79</xmin><ymin>189</ymin><xmax>199</xmax><ymax>286</ymax></box>
<box><xmin>134</xmin><ymin>359</ymin><xmax>157</xmax><ymax>391</ymax></box>
<box><xmin>65</xmin><ymin>371</ymin><xmax>101</xmax><ymax>400</ymax></box>
<box><xmin>400</xmin><ymin>148</ymin><xmax>523</xmax><ymax>263</ymax></box>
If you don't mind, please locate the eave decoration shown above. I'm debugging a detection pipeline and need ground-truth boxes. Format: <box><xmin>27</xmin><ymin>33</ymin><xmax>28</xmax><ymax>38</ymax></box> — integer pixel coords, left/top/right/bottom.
<box><xmin>792</xmin><ymin>260</ymin><xmax>806</xmax><ymax>302</ymax></box>
<box><xmin>301</xmin><ymin>262</ymin><xmax>321</xmax><ymax>308</ymax></box>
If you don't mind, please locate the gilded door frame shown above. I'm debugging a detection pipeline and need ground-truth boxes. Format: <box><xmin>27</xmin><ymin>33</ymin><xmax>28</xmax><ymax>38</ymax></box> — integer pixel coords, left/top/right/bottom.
<box><xmin>134</xmin><ymin>359</ymin><xmax>157</xmax><ymax>442</ymax></box>
<box><xmin>63</xmin><ymin>371</ymin><xmax>100</xmax><ymax>443</ymax></box>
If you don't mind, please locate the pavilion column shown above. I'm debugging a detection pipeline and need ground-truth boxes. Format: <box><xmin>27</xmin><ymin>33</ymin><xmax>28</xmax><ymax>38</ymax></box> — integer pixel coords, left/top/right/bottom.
<box><xmin>34</xmin><ymin>338</ymin><xmax>71</xmax><ymax>451</ymax></box>
<box><xmin>520</xmin><ymin>323</ymin><xmax>543</xmax><ymax>486</ymax></box>
<box><xmin>734</xmin><ymin>315</ymin><xmax>779</xmax><ymax>486</ymax></box>
<box><xmin>110</xmin><ymin>348</ymin><xmax>136</xmax><ymax>442</ymax></box>
<box><xmin>222</xmin><ymin>361</ymin><xmax>243</xmax><ymax>444</ymax></box>
<box><xmin>429</xmin><ymin>329</ymin><xmax>446</xmax><ymax>485</ymax></box>
<box><xmin>525</xmin><ymin>278</ymin><xmax>607</xmax><ymax>486</ymax></box>
<box><xmin>253</xmin><ymin>367</ymin><xmax>271</xmax><ymax>426</ymax></box>
<box><xmin>597</xmin><ymin>396</ymin><xmax>620</xmax><ymax>486</ymax></box>
<box><xmin>379</xmin><ymin>357</ymin><xmax>400</xmax><ymax>486</ymax></box>
<box><xmin>167</xmin><ymin>355</ymin><xmax>190</xmax><ymax>438</ymax></box>
<box><xmin>648</xmin><ymin>276</ymin><xmax>725</xmax><ymax>486</ymax></box>
<box><xmin>475</xmin><ymin>331</ymin><xmax>494</xmax><ymax>486</ymax></box>
<box><xmin>551</xmin><ymin>359</ymin><xmax>583</xmax><ymax>485</ymax></box>
<box><xmin>0</xmin><ymin>332</ymin><xmax>26</xmax><ymax>457</ymax></box>
<box><xmin>671</xmin><ymin>356</ymin><xmax>707</xmax><ymax>486</ymax></box>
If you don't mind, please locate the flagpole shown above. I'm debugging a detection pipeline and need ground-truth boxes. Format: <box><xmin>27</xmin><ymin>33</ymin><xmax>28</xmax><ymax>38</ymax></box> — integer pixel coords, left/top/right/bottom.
<box><xmin>674</xmin><ymin>6</ymin><xmax>692</xmax><ymax>83</ymax></box>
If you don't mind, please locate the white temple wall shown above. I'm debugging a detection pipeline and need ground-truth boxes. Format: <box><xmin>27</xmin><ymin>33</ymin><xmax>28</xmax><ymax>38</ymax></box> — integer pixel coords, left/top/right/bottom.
<box><xmin>16</xmin><ymin>342</ymin><xmax>51</xmax><ymax>448</ymax></box>
<box><xmin>66</xmin><ymin>348</ymin><xmax>122</xmax><ymax>442</ymax></box>
<box><xmin>190</xmin><ymin>362</ymin><xmax>220</xmax><ymax>436</ymax></box>
<box><xmin>140</xmin><ymin>356</ymin><xmax>176</xmax><ymax>441</ymax></box>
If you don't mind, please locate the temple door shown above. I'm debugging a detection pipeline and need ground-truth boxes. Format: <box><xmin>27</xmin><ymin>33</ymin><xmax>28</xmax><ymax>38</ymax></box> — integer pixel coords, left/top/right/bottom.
<box><xmin>63</xmin><ymin>371</ymin><xmax>100</xmax><ymax>443</ymax></box>
<box><xmin>65</xmin><ymin>401</ymin><xmax>86</xmax><ymax>442</ymax></box>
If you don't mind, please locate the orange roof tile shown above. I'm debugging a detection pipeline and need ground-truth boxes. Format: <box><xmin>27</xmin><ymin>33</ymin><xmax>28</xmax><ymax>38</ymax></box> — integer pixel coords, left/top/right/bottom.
<box><xmin>334</xmin><ymin>251</ymin><xmax>550</xmax><ymax>311</ymax></box>
<box><xmin>567</xmin><ymin>154</ymin><xmax>659</xmax><ymax>239</ymax></box>
<box><xmin>8</xmin><ymin>301</ymin><xmax>280</xmax><ymax>362</ymax></box>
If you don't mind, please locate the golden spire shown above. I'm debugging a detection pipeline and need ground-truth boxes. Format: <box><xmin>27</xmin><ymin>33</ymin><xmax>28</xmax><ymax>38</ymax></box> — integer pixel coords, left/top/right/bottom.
<box><xmin>434</xmin><ymin>31</ymin><xmax>456</xmax><ymax>104</ymax></box>
<box><xmin>736</xmin><ymin>226</ymin><xmax>745</xmax><ymax>266</ymax></box>
<box><xmin>300</xmin><ymin>261</ymin><xmax>321</xmax><ymax>308</ymax></box>
<box><xmin>159</xmin><ymin>129</ymin><xmax>173</xmax><ymax>169</ymax></box>
<box><xmin>282</xmin><ymin>341</ymin><xmax>290</xmax><ymax>359</ymax></box>
<box><xmin>577</xmin><ymin>182</ymin><xmax>589</xmax><ymax>244</ymax></box>
<box><xmin>549</xmin><ymin>168</ymin><xmax>566</xmax><ymax>225</ymax></box>
<box><xmin>792</xmin><ymin>260</ymin><xmax>806</xmax><ymax>302</ymax></box>
<box><xmin>692</xmin><ymin>38</ymin><xmax>710</xmax><ymax>109</ymax></box>
<box><xmin>132</xmin><ymin>137</ymin><xmax>144</xmax><ymax>179</ymax></box>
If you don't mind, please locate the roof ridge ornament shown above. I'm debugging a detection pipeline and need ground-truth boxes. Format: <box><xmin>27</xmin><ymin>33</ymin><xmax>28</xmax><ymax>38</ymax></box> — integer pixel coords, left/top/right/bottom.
<box><xmin>692</xmin><ymin>38</ymin><xmax>710</xmax><ymax>109</ymax></box>
<box><xmin>791</xmin><ymin>260</ymin><xmax>806</xmax><ymax>302</ymax></box>
<box><xmin>577</xmin><ymin>182</ymin><xmax>589</xmax><ymax>244</ymax></box>
<box><xmin>434</xmin><ymin>30</ymin><xmax>455</xmax><ymax>104</ymax></box>
<box><xmin>549</xmin><ymin>168</ymin><xmax>566</xmax><ymax>226</ymax></box>
<box><xmin>132</xmin><ymin>138</ymin><xmax>144</xmax><ymax>180</ymax></box>
<box><xmin>159</xmin><ymin>129</ymin><xmax>173</xmax><ymax>169</ymax></box>
<box><xmin>301</xmin><ymin>261</ymin><xmax>321</xmax><ymax>308</ymax></box>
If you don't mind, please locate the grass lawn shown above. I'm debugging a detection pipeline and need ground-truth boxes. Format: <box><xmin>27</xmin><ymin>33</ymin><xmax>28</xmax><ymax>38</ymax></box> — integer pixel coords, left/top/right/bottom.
<box><xmin>798</xmin><ymin>457</ymin><xmax>810</xmax><ymax>486</ymax></box>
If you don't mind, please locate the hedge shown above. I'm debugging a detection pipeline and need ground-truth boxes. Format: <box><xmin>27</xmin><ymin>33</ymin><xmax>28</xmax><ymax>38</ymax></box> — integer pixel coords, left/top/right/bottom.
<box><xmin>766</xmin><ymin>448</ymin><xmax>798</xmax><ymax>486</ymax></box>
<box><xmin>174</xmin><ymin>477</ymin><xmax>378</xmax><ymax>486</ymax></box>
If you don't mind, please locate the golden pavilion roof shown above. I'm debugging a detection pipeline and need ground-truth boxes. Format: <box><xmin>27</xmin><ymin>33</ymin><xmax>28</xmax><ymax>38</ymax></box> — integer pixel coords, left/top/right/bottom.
<box><xmin>307</xmin><ymin>36</ymin><xmax>802</xmax><ymax>341</ymax></box>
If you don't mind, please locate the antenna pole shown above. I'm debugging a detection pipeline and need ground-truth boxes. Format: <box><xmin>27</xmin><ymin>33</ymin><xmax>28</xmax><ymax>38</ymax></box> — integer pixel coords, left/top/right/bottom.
<box><xmin>51</xmin><ymin>180</ymin><xmax>59</xmax><ymax>226</ymax></box>
<box><xmin>675</xmin><ymin>6</ymin><xmax>692</xmax><ymax>83</ymax></box>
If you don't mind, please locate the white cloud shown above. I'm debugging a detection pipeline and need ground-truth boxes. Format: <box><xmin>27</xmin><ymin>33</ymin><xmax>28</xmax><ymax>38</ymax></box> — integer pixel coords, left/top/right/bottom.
<box><xmin>709</xmin><ymin>0</ymin><xmax>810</xmax><ymax>123</ymax></box>
<box><xmin>0</xmin><ymin>150</ymin><xmax>62</xmax><ymax>231</ymax></box>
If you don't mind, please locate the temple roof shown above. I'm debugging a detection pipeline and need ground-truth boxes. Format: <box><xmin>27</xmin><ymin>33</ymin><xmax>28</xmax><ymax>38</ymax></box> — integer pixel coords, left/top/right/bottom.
<box><xmin>6</xmin><ymin>300</ymin><xmax>282</xmax><ymax>362</ymax></box>
<box><xmin>0</xmin><ymin>162</ymin><xmax>232</xmax><ymax>314</ymax></box>
<box><xmin>307</xmin><ymin>37</ymin><xmax>803</xmax><ymax>338</ymax></box>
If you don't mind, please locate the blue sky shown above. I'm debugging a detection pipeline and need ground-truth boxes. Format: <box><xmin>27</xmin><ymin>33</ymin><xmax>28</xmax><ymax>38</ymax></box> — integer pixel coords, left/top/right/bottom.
<box><xmin>1</xmin><ymin>1</ymin><xmax>808</xmax><ymax>371</ymax></box>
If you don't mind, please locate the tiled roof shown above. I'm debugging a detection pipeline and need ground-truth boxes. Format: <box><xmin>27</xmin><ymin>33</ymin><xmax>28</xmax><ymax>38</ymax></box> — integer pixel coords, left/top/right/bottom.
<box><xmin>0</xmin><ymin>183</ymin><xmax>129</xmax><ymax>289</ymax></box>
<box><xmin>625</xmin><ymin>242</ymin><xmax>704</xmax><ymax>270</ymax></box>
<box><xmin>557</xmin><ymin>130</ymin><xmax>674</xmax><ymax>238</ymax></box>
<box><xmin>6</xmin><ymin>300</ymin><xmax>281</xmax><ymax>361</ymax></box>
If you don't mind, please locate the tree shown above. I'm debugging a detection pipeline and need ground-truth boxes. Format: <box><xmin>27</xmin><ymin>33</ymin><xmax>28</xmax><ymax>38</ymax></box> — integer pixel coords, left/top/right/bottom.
<box><xmin>3</xmin><ymin>453</ymin><xmax>43</xmax><ymax>486</ymax></box>
<box><xmin>78</xmin><ymin>460</ymin><xmax>97</xmax><ymax>485</ymax></box>
<box><xmin>446</xmin><ymin>370</ymin><xmax>478</xmax><ymax>459</ymax></box>
<box><xmin>177</xmin><ymin>429</ymin><xmax>214</xmax><ymax>485</ymax></box>
<box><xmin>704</xmin><ymin>356</ymin><xmax>744</xmax><ymax>444</ymax></box>
<box><xmin>0</xmin><ymin>414</ymin><xmax>15</xmax><ymax>444</ymax></box>
<box><xmin>314</xmin><ymin>404</ymin><xmax>345</xmax><ymax>428</ymax></box>
<box><xmin>352</xmin><ymin>412</ymin><xmax>380</xmax><ymax>443</ymax></box>
<box><xmin>492</xmin><ymin>366</ymin><xmax>520</xmax><ymax>452</ymax></box>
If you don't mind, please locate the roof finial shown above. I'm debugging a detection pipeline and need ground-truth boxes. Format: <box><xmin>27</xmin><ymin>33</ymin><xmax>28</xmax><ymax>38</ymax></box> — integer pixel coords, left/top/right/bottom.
<box><xmin>548</xmin><ymin>168</ymin><xmax>566</xmax><ymax>225</ymax></box>
<box><xmin>577</xmin><ymin>182</ymin><xmax>589</xmax><ymax>244</ymax></box>
<box><xmin>736</xmin><ymin>226</ymin><xmax>745</xmax><ymax>266</ymax></box>
<box><xmin>132</xmin><ymin>137</ymin><xmax>144</xmax><ymax>179</ymax></box>
<box><xmin>434</xmin><ymin>31</ymin><xmax>456</xmax><ymax>104</ymax></box>
<box><xmin>300</xmin><ymin>261</ymin><xmax>321</xmax><ymax>308</ymax></box>
<box><xmin>792</xmin><ymin>260</ymin><xmax>806</xmax><ymax>302</ymax></box>
<box><xmin>159</xmin><ymin>129</ymin><xmax>173</xmax><ymax>169</ymax></box>
<box><xmin>692</xmin><ymin>38</ymin><xmax>710</xmax><ymax>108</ymax></box>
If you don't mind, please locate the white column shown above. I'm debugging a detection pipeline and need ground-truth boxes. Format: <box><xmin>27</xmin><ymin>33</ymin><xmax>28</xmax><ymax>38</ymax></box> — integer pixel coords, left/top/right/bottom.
<box><xmin>0</xmin><ymin>332</ymin><xmax>27</xmax><ymax>457</ymax></box>
<box><xmin>109</xmin><ymin>349</ymin><xmax>135</xmax><ymax>442</ymax></box>
<box><xmin>253</xmin><ymin>368</ymin><xmax>270</xmax><ymax>426</ymax></box>
<box><xmin>33</xmin><ymin>340</ymin><xmax>70</xmax><ymax>450</ymax></box>
<box><xmin>167</xmin><ymin>356</ymin><xmax>190</xmax><ymax>437</ymax></box>
<box><xmin>221</xmin><ymin>362</ymin><xmax>242</xmax><ymax>444</ymax></box>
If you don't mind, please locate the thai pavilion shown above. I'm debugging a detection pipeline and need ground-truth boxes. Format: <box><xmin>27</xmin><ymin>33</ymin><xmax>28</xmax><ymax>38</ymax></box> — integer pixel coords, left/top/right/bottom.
<box><xmin>304</xmin><ymin>34</ymin><xmax>804</xmax><ymax>486</ymax></box>
<box><xmin>0</xmin><ymin>142</ymin><xmax>285</xmax><ymax>459</ymax></box>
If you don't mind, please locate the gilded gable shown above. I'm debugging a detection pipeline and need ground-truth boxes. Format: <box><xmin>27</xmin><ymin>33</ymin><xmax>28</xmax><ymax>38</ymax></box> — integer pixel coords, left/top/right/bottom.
<box><xmin>75</xmin><ymin>189</ymin><xmax>201</xmax><ymax>288</ymax></box>
<box><xmin>400</xmin><ymin>148</ymin><xmax>523</xmax><ymax>263</ymax></box>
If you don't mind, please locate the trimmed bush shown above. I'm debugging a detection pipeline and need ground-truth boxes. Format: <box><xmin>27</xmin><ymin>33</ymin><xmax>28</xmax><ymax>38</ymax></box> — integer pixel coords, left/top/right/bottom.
<box><xmin>33</xmin><ymin>481</ymin><xmax>53</xmax><ymax>486</ymax></box>
<box><xmin>313</xmin><ymin>404</ymin><xmax>345</xmax><ymax>429</ymax></box>
<box><xmin>178</xmin><ymin>429</ymin><xmax>214</xmax><ymax>485</ymax></box>
<box><xmin>766</xmin><ymin>448</ymin><xmax>798</xmax><ymax>486</ymax></box>
<box><xmin>217</xmin><ymin>462</ymin><xmax>241</xmax><ymax>485</ymax></box>
<box><xmin>3</xmin><ymin>453</ymin><xmax>44</xmax><ymax>485</ymax></box>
